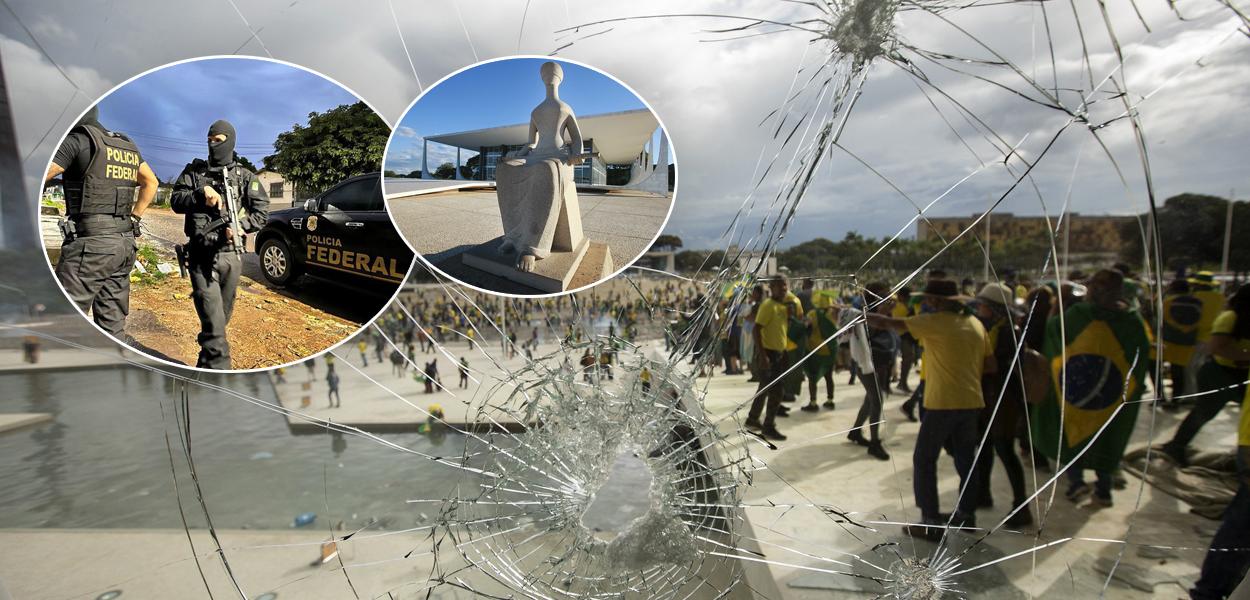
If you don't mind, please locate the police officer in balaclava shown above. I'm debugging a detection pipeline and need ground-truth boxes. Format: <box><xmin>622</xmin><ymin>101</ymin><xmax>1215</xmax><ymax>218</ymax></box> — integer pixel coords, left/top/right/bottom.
<box><xmin>46</xmin><ymin>104</ymin><xmax>159</xmax><ymax>340</ymax></box>
<box><xmin>170</xmin><ymin>119</ymin><xmax>269</xmax><ymax>369</ymax></box>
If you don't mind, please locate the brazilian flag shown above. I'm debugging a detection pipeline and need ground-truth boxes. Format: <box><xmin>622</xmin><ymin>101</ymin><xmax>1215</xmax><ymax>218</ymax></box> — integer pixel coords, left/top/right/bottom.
<box><xmin>1031</xmin><ymin>303</ymin><xmax>1152</xmax><ymax>472</ymax></box>
<box><xmin>1161</xmin><ymin>293</ymin><xmax>1203</xmax><ymax>365</ymax></box>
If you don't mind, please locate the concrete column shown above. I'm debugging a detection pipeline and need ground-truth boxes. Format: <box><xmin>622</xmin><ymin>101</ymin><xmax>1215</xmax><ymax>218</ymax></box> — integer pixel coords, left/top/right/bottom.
<box><xmin>655</xmin><ymin>129</ymin><xmax>669</xmax><ymax>189</ymax></box>
<box><xmin>643</xmin><ymin>138</ymin><xmax>652</xmax><ymax>175</ymax></box>
<box><xmin>421</xmin><ymin>139</ymin><xmax>428</xmax><ymax>179</ymax></box>
<box><xmin>455</xmin><ymin>147</ymin><xmax>463</xmax><ymax>180</ymax></box>
<box><xmin>630</xmin><ymin>128</ymin><xmax>671</xmax><ymax>194</ymax></box>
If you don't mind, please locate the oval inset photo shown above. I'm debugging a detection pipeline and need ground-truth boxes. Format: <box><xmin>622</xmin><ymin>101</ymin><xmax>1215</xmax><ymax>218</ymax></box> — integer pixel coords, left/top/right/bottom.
<box><xmin>382</xmin><ymin>56</ymin><xmax>676</xmax><ymax>297</ymax></box>
<box><xmin>38</xmin><ymin>56</ymin><xmax>413</xmax><ymax>371</ymax></box>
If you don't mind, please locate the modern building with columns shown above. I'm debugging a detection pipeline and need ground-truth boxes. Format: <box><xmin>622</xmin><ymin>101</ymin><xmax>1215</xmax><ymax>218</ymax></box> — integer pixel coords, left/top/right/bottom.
<box><xmin>418</xmin><ymin>108</ymin><xmax>671</xmax><ymax>190</ymax></box>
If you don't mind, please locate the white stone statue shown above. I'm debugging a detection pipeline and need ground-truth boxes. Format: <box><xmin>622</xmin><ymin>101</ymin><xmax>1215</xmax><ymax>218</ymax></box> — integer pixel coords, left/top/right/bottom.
<box><xmin>495</xmin><ymin>61</ymin><xmax>588</xmax><ymax>272</ymax></box>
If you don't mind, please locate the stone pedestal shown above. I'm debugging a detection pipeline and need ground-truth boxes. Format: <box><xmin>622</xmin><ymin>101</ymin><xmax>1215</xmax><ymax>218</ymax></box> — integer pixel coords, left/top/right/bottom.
<box><xmin>463</xmin><ymin>236</ymin><xmax>613</xmax><ymax>294</ymax></box>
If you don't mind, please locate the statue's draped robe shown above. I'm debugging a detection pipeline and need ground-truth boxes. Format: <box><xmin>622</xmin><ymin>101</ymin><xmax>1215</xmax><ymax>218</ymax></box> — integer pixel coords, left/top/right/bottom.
<box><xmin>495</xmin><ymin>153</ymin><xmax>583</xmax><ymax>259</ymax></box>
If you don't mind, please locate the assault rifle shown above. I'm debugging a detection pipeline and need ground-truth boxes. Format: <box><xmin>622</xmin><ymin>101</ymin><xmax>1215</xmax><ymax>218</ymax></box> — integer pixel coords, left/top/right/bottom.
<box><xmin>217</xmin><ymin>165</ymin><xmax>244</xmax><ymax>255</ymax></box>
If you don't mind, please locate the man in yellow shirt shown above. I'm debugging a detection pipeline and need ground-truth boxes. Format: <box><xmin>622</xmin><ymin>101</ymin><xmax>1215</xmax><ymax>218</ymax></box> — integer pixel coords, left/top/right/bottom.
<box><xmin>868</xmin><ymin>278</ymin><xmax>995</xmax><ymax>539</ymax></box>
<box><xmin>745</xmin><ymin>277</ymin><xmax>793</xmax><ymax>441</ymax></box>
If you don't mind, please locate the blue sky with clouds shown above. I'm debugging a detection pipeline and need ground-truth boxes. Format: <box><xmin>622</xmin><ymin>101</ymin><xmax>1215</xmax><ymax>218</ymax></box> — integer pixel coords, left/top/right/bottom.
<box><xmin>94</xmin><ymin>58</ymin><xmax>362</xmax><ymax>181</ymax></box>
<box><xmin>386</xmin><ymin>58</ymin><xmax>647</xmax><ymax>175</ymax></box>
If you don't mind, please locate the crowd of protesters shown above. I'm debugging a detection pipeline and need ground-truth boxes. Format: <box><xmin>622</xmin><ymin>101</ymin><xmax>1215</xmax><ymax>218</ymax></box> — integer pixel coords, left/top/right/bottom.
<box><xmin>293</xmin><ymin>266</ymin><xmax>1247</xmax><ymax>599</ymax></box>
<box><xmin>710</xmin><ymin>265</ymin><xmax>1248</xmax><ymax>599</ymax></box>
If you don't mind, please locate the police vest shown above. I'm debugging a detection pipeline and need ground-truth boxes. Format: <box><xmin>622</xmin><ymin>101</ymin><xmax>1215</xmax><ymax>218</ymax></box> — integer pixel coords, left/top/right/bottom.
<box><xmin>64</xmin><ymin>123</ymin><xmax>143</xmax><ymax>218</ymax></box>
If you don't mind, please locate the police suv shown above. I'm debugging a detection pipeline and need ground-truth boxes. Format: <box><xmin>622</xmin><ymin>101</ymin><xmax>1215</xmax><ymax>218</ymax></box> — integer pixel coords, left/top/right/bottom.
<box><xmin>253</xmin><ymin>173</ymin><xmax>413</xmax><ymax>288</ymax></box>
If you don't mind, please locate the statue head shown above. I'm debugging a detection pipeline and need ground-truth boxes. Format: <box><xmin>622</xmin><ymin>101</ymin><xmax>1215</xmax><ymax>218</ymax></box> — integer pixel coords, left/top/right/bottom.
<box><xmin>540</xmin><ymin>61</ymin><xmax>564</xmax><ymax>87</ymax></box>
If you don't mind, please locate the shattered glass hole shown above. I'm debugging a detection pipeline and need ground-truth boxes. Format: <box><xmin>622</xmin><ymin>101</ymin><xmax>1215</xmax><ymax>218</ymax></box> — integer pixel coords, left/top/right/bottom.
<box><xmin>578</xmin><ymin>448</ymin><xmax>655</xmax><ymax>536</ymax></box>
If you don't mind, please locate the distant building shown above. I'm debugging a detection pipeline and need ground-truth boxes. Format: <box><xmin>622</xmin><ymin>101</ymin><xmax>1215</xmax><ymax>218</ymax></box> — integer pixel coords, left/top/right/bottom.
<box><xmin>916</xmin><ymin>212</ymin><xmax>1136</xmax><ymax>265</ymax></box>
<box><xmin>256</xmin><ymin>170</ymin><xmax>301</xmax><ymax>205</ymax></box>
<box><xmin>420</xmin><ymin>109</ymin><xmax>670</xmax><ymax>190</ymax></box>
<box><xmin>726</xmin><ymin>245</ymin><xmax>778</xmax><ymax>277</ymax></box>
<box><xmin>638</xmin><ymin>250</ymin><xmax>676</xmax><ymax>273</ymax></box>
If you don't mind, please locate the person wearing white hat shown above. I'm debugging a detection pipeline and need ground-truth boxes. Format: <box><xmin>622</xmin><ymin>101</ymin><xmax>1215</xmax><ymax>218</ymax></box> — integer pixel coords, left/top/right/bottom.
<box><xmin>970</xmin><ymin>282</ymin><xmax>1032</xmax><ymax>527</ymax></box>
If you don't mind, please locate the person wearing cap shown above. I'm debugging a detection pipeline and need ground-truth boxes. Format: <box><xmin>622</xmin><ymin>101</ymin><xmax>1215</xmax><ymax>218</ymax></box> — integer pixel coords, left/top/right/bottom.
<box><xmin>1162</xmin><ymin>283</ymin><xmax>1250</xmax><ymax>466</ymax></box>
<box><xmin>969</xmin><ymin>282</ymin><xmax>1032</xmax><ymax>527</ymax></box>
<box><xmin>867</xmin><ymin>278</ymin><xmax>995</xmax><ymax>538</ymax></box>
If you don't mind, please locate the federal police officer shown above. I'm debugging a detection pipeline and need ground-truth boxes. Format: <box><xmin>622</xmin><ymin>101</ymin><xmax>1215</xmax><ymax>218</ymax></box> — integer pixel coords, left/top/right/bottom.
<box><xmin>45</xmin><ymin>105</ymin><xmax>159</xmax><ymax>339</ymax></box>
<box><xmin>170</xmin><ymin>120</ymin><xmax>269</xmax><ymax>369</ymax></box>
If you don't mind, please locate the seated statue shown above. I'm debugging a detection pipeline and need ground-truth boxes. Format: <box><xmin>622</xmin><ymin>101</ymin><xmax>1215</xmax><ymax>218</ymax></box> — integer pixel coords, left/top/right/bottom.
<box><xmin>495</xmin><ymin>61</ymin><xmax>588</xmax><ymax>272</ymax></box>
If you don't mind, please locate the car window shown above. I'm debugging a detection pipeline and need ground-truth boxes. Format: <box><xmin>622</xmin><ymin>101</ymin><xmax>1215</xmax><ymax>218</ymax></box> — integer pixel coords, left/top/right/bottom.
<box><xmin>320</xmin><ymin>177</ymin><xmax>380</xmax><ymax>212</ymax></box>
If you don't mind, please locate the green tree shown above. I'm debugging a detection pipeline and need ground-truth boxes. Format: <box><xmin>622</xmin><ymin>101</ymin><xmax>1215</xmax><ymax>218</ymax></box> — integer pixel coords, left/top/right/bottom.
<box><xmin>651</xmin><ymin>234</ymin><xmax>683</xmax><ymax>251</ymax></box>
<box><xmin>433</xmin><ymin>162</ymin><xmax>456</xmax><ymax>179</ymax></box>
<box><xmin>674</xmin><ymin>250</ymin><xmax>708</xmax><ymax>272</ymax></box>
<box><xmin>263</xmin><ymin>102</ymin><xmax>389</xmax><ymax>195</ymax></box>
<box><xmin>1119</xmin><ymin>193</ymin><xmax>1246</xmax><ymax>272</ymax></box>
<box><xmin>464</xmin><ymin>154</ymin><xmax>481</xmax><ymax>180</ymax></box>
<box><xmin>234</xmin><ymin>154</ymin><xmax>259</xmax><ymax>173</ymax></box>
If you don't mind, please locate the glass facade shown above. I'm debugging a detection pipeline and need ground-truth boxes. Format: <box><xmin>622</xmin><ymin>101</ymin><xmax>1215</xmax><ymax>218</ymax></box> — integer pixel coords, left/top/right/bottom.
<box><xmin>478</xmin><ymin>144</ymin><xmax>526</xmax><ymax>181</ymax></box>
<box><xmin>475</xmin><ymin>138</ymin><xmax>605</xmax><ymax>185</ymax></box>
<box><xmin>573</xmin><ymin>139</ymin><xmax>606</xmax><ymax>185</ymax></box>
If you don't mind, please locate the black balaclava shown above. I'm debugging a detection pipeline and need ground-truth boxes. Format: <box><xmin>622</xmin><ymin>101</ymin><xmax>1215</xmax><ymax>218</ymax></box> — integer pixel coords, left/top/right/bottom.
<box><xmin>207</xmin><ymin>119</ymin><xmax>236</xmax><ymax>167</ymax></box>
<box><xmin>76</xmin><ymin>105</ymin><xmax>101</xmax><ymax>128</ymax></box>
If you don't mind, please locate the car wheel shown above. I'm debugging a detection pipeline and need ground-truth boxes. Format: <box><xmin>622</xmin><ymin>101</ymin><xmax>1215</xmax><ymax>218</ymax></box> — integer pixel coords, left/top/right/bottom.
<box><xmin>259</xmin><ymin>237</ymin><xmax>301</xmax><ymax>286</ymax></box>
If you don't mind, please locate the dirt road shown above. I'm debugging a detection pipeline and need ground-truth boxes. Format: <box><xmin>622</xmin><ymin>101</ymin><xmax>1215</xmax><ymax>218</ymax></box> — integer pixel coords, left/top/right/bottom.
<box><xmin>118</xmin><ymin>207</ymin><xmax>391</xmax><ymax>368</ymax></box>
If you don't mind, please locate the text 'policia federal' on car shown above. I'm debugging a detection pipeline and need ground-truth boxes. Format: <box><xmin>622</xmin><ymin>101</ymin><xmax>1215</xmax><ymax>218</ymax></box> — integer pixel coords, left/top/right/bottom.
<box><xmin>256</xmin><ymin>173</ymin><xmax>411</xmax><ymax>287</ymax></box>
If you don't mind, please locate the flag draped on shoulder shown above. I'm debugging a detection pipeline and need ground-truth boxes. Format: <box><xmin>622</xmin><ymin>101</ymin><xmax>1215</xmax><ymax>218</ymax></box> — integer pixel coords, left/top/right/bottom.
<box><xmin>803</xmin><ymin>308</ymin><xmax>837</xmax><ymax>379</ymax></box>
<box><xmin>1161</xmin><ymin>293</ymin><xmax>1203</xmax><ymax>365</ymax></box>
<box><xmin>1031</xmin><ymin>302</ymin><xmax>1152</xmax><ymax>472</ymax></box>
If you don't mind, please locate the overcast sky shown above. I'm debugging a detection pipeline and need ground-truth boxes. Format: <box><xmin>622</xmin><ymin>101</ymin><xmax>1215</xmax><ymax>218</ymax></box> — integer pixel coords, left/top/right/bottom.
<box><xmin>3</xmin><ymin>0</ymin><xmax>1247</xmax><ymax>251</ymax></box>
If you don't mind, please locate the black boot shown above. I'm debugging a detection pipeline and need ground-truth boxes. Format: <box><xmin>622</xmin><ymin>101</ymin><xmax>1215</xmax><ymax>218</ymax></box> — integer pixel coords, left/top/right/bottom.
<box><xmin>866</xmin><ymin>441</ymin><xmax>890</xmax><ymax>460</ymax></box>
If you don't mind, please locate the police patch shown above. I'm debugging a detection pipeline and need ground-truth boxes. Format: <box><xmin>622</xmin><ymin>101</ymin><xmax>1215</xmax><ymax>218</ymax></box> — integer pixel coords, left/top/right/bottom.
<box><xmin>251</xmin><ymin>180</ymin><xmax>259</xmax><ymax>191</ymax></box>
<box><xmin>307</xmin><ymin>215</ymin><xmax>318</xmax><ymax>232</ymax></box>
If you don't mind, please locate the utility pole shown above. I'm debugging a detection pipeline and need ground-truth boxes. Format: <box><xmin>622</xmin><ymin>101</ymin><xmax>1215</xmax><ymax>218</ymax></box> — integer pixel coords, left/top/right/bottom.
<box><xmin>983</xmin><ymin>210</ymin><xmax>992</xmax><ymax>282</ymax></box>
<box><xmin>1221</xmin><ymin>188</ymin><xmax>1235</xmax><ymax>275</ymax></box>
<box><xmin>1061</xmin><ymin>214</ymin><xmax>1071</xmax><ymax>279</ymax></box>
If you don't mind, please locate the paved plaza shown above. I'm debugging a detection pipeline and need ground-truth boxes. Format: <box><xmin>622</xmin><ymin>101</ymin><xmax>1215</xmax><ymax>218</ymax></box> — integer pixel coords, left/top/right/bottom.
<box><xmin>385</xmin><ymin>188</ymin><xmax>672</xmax><ymax>293</ymax></box>
<box><xmin>0</xmin><ymin>336</ymin><xmax>1236</xmax><ymax>598</ymax></box>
